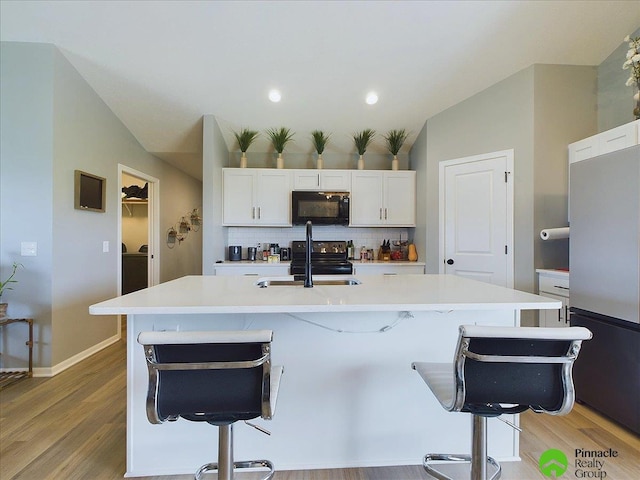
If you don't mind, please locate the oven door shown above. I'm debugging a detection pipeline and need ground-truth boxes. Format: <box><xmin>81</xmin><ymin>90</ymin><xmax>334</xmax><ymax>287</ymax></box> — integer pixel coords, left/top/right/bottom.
<box><xmin>292</xmin><ymin>191</ymin><xmax>349</xmax><ymax>225</ymax></box>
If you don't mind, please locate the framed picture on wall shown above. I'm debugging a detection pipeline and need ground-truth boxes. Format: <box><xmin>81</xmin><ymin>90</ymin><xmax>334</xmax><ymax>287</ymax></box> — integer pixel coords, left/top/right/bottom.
<box><xmin>74</xmin><ymin>170</ymin><xmax>106</xmax><ymax>213</ymax></box>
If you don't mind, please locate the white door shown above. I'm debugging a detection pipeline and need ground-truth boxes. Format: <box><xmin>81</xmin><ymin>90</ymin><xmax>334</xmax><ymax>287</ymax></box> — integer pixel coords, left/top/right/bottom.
<box><xmin>439</xmin><ymin>150</ymin><xmax>514</xmax><ymax>288</ymax></box>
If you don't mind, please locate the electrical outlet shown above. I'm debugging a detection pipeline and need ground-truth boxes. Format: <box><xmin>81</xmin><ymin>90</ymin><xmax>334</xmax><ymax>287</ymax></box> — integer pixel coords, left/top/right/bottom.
<box><xmin>103</xmin><ymin>241</ymin><xmax>109</xmax><ymax>253</ymax></box>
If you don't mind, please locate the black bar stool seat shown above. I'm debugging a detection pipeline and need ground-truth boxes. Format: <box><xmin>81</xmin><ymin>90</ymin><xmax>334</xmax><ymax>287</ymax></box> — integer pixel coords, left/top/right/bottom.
<box><xmin>412</xmin><ymin>325</ymin><xmax>591</xmax><ymax>480</ymax></box>
<box><xmin>138</xmin><ymin>329</ymin><xmax>283</xmax><ymax>480</ymax></box>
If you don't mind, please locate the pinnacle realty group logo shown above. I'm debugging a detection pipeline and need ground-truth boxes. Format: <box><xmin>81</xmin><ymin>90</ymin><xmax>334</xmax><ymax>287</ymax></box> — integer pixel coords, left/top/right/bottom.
<box><xmin>539</xmin><ymin>449</ymin><xmax>569</xmax><ymax>477</ymax></box>
<box><xmin>539</xmin><ymin>448</ymin><xmax>617</xmax><ymax>478</ymax></box>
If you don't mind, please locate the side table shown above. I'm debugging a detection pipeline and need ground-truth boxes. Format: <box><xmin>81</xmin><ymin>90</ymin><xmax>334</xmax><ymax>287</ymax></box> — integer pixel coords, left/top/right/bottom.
<box><xmin>0</xmin><ymin>317</ymin><xmax>34</xmax><ymax>389</ymax></box>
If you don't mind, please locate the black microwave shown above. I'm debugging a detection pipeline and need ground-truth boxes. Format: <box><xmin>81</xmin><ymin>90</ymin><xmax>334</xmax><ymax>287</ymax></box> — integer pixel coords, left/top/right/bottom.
<box><xmin>291</xmin><ymin>191</ymin><xmax>350</xmax><ymax>225</ymax></box>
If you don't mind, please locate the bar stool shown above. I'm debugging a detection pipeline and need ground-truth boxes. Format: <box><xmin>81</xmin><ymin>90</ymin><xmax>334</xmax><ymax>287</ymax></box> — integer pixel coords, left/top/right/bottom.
<box><xmin>412</xmin><ymin>325</ymin><xmax>591</xmax><ymax>480</ymax></box>
<box><xmin>137</xmin><ymin>329</ymin><xmax>283</xmax><ymax>480</ymax></box>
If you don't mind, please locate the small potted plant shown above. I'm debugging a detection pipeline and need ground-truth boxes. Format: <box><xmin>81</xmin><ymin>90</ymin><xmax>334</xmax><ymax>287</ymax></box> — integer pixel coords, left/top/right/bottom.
<box><xmin>383</xmin><ymin>129</ymin><xmax>409</xmax><ymax>170</ymax></box>
<box><xmin>353</xmin><ymin>129</ymin><xmax>376</xmax><ymax>170</ymax></box>
<box><xmin>311</xmin><ymin>130</ymin><xmax>331</xmax><ymax>169</ymax></box>
<box><xmin>266</xmin><ymin>127</ymin><xmax>295</xmax><ymax>169</ymax></box>
<box><xmin>0</xmin><ymin>262</ymin><xmax>22</xmax><ymax>318</ymax></box>
<box><xmin>233</xmin><ymin>128</ymin><xmax>260</xmax><ymax>168</ymax></box>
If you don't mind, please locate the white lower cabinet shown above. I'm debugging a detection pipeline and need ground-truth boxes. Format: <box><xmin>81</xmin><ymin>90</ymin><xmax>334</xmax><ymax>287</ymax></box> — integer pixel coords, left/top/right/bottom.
<box><xmin>350</xmin><ymin>171</ymin><xmax>416</xmax><ymax>226</ymax></box>
<box><xmin>214</xmin><ymin>263</ymin><xmax>290</xmax><ymax>276</ymax></box>
<box><xmin>537</xmin><ymin>269</ymin><xmax>570</xmax><ymax>327</ymax></box>
<box><xmin>353</xmin><ymin>262</ymin><xmax>425</xmax><ymax>275</ymax></box>
<box><xmin>223</xmin><ymin>168</ymin><xmax>292</xmax><ymax>226</ymax></box>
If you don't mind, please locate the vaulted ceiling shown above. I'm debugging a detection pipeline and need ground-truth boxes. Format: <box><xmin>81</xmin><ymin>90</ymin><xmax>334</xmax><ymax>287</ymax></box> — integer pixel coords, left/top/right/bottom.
<box><xmin>2</xmin><ymin>1</ymin><xmax>639</xmax><ymax>180</ymax></box>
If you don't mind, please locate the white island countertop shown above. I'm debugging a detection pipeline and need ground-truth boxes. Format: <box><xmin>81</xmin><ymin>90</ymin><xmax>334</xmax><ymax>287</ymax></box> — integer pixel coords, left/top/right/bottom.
<box><xmin>90</xmin><ymin>274</ymin><xmax>560</xmax><ymax>315</ymax></box>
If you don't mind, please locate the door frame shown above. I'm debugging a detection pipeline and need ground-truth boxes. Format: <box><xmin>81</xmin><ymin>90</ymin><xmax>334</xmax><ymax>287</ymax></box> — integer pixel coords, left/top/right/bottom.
<box><xmin>118</xmin><ymin>164</ymin><xmax>160</xmax><ymax>295</ymax></box>
<box><xmin>438</xmin><ymin>149</ymin><xmax>514</xmax><ymax>288</ymax></box>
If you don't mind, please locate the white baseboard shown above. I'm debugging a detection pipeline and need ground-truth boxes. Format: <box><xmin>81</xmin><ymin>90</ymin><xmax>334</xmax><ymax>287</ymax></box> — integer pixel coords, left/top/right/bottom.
<box><xmin>32</xmin><ymin>333</ymin><xmax>121</xmax><ymax>377</ymax></box>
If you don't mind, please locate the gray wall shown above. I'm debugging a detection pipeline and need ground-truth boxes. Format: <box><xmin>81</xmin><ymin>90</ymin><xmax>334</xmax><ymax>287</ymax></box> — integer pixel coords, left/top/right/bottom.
<box><xmin>409</xmin><ymin>64</ymin><xmax>598</xmax><ymax>326</ymax></box>
<box><xmin>202</xmin><ymin>115</ymin><xmax>228</xmax><ymax>274</ymax></box>
<box><xmin>1</xmin><ymin>42</ymin><xmax>203</xmax><ymax>370</ymax></box>
<box><xmin>1</xmin><ymin>43</ymin><xmax>55</xmax><ymax>367</ymax></box>
<box><xmin>416</xmin><ymin>66</ymin><xmax>535</xmax><ymax>291</ymax></box>
<box><xmin>598</xmin><ymin>27</ymin><xmax>640</xmax><ymax>132</ymax></box>
<box><xmin>533</xmin><ymin>64</ymin><xmax>597</xmax><ymax>271</ymax></box>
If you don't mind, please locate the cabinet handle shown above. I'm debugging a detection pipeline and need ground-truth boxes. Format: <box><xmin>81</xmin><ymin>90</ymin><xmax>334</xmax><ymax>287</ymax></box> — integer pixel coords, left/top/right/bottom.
<box><xmin>385</xmin><ymin>208</ymin><xmax>388</xmax><ymax>220</ymax></box>
<box><xmin>553</xmin><ymin>285</ymin><xmax>570</xmax><ymax>290</ymax></box>
<box><xmin>252</xmin><ymin>207</ymin><xmax>255</xmax><ymax>219</ymax></box>
<box><xmin>380</xmin><ymin>208</ymin><xmax>383</xmax><ymax>220</ymax></box>
<box><xmin>257</xmin><ymin>207</ymin><xmax>261</xmax><ymax>219</ymax></box>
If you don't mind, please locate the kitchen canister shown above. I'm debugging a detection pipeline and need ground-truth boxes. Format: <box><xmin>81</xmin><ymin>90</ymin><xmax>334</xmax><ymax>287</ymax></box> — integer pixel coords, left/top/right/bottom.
<box><xmin>228</xmin><ymin>245</ymin><xmax>242</xmax><ymax>261</ymax></box>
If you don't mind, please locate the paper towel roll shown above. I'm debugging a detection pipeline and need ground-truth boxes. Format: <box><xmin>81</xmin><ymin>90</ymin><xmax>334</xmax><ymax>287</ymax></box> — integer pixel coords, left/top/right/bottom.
<box><xmin>540</xmin><ymin>227</ymin><xmax>570</xmax><ymax>240</ymax></box>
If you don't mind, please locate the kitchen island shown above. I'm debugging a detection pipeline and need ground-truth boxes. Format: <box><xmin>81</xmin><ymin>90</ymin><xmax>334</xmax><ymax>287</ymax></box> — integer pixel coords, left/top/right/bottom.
<box><xmin>90</xmin><ymin>274</ymin><xmax>560</xmax><ymax>478</ymax></box>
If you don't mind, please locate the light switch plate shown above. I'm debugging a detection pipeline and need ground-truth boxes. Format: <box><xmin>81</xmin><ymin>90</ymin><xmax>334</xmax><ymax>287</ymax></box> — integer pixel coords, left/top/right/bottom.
<box><xmin>21</xmin><ymin>241</ymin><xmax>37</xmax><ymax>256</ymax></box>
<box><xmin>103</xmin><ymin>241</ymin><xmax>109</xmax><ymax>253</ymax></box>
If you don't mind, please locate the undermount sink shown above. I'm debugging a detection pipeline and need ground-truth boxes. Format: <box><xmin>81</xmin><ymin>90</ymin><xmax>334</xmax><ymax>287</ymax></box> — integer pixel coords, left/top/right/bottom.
<box><xmin>256</xmin><ymin>276</ymin><xmax>361</xmax><ymax>288</ymax></box>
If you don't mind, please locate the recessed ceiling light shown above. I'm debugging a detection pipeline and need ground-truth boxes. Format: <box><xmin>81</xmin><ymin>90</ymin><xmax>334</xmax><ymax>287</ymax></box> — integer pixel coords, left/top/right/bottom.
<box><xmin>366</xmin><ymin>92</ymin><xmax>378</xmax><ymax>105</ymax></box>
<box><xmin>269</xmin><ymin>89</ymin><xmax>281</xmax><ymax>103</ymax></box>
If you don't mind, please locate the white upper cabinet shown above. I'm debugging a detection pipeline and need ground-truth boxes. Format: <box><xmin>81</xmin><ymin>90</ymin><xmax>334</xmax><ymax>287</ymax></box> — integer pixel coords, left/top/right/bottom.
<box><xmin>293</xmin><ymin>170</ymin><xmax>350</xmax><ymax>191</ymax></box>
<box><xmin>350</xmin><ymin>171</ymin><xmax>416</xmax><ymax>227</ymax></box>
<box><xmin>223</xmin><ymin>168</ymin><xmax>292</xmax><ymax>226</ymax></box>
<box><xmin>569</xmin><ymin>120</ymin><xmax>640</xmax><ymax>163</ymax></box>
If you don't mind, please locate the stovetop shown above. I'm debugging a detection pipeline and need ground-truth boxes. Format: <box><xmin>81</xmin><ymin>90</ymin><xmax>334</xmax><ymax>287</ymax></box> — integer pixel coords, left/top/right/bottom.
<box><xmin>291</xmin><ymin>241</ymin><xmax>347</xmax><ymax>255</ymax></box>
<box><xmin>290</xmin><ymin>240</ymin><xmax>352</xmax><ymax>275</ymax></box>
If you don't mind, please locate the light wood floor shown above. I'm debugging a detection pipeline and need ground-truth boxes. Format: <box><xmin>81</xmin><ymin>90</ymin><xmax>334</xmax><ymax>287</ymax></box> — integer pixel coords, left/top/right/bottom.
<box><xmin>1</xmin><ymin>332</ymin><xmax>639</xmax><ymax>480</ymax></box>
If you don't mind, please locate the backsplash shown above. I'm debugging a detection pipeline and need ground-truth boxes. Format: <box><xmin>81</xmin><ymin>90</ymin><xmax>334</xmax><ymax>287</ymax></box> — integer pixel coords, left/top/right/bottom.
<box><xmin>227</xmin><ymin>226</ymin><xmax>412</xmax><ymax>259</ymax></box>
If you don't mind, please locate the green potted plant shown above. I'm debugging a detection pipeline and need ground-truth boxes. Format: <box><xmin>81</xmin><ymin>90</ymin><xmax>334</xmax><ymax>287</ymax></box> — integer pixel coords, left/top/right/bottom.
<box><xmin>383</xmin><ymin>128</ymin><xmax>408</xmax><ymax>170</ymax></box>
<box><xmin>266</xmin><ymin>127</ymin><xmax>295</xmax><ymax>169</ymax></box>
<box><xmin>0</xmin><ymin>262</ymin><xmax>22</xmax><ymax>318</ymax></box>
<box><xmin>311</xmin><ymin>130</ymin><xmax>331</xmax><ymax>169</ymax></box>
<box><xmin>233</xmin><ymin>128</ymin><xmax>260</xmax><ymax>168</ymax></box>
<box><xmin>353</xmin><ymin>129</ymin><xmax>376</xmax><ymax>170</ymax></box>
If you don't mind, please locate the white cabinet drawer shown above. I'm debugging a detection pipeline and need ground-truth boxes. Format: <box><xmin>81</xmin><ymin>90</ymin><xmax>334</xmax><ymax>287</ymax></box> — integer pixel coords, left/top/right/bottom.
<box><xmin>215</xmin><ymin>264</ymin><xmax>290</xmax><ymax>276</ymax></box>
<box><xmin>538</xmin><ymin>275</ymin><xmax>569</xmax><ymax>297</ymax></box>
<box><xmin>569</xmin><ymin>136</ymin><xmax>598</xmax><ymax>164</ymax></box>
<box><xmin>353</xmin><ymin>263</ymin><xmax>425</xmax><ymax>275</ymax></box>
<box><xmin>598</xmin><ymin>121</ymin><xmax>638</xmax><ymax>155</ymax></box>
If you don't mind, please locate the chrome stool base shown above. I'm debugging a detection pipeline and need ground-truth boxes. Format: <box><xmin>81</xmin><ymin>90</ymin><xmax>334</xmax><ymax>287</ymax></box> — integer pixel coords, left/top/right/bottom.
<box><xmin>195</xmin><ymin>459</ymin><xmax>275</xmax><ymax>480</ymax></box>
<box><xmin>423</xmin><ymin>453</ymin><xmax>501</xmax><ymax>480</ymax></box>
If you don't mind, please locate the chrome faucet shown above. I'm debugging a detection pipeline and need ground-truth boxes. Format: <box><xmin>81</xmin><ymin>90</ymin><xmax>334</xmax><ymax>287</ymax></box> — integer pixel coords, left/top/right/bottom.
<box><xmin>304</xmin><ymin>221</ymin><xmax>313</xmax><ymax>288</ymax></box>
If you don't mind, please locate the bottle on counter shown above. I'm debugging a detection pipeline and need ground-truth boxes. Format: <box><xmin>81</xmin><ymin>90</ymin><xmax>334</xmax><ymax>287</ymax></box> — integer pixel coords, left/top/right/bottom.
<box><xmin>347</xmin><ymin>240</ymin><xmax>354</xmax><ymax>260</ymax></box>
<box><xmin>360</xmin><ymin>245</ymin><xmax>367</xmax><ymax>261</ymax></box>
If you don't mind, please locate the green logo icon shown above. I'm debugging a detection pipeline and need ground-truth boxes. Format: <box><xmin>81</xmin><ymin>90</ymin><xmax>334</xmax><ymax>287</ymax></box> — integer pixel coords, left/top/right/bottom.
<box><xmin>539</xmin><ymin>449</ymin><xmax>568</xmax><ymax>477</ymax></box>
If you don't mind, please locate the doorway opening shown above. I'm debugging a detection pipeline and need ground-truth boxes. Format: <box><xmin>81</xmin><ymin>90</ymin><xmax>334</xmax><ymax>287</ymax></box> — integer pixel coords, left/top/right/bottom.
<box><xmin>118</xmin><ymin>165</ymin><xmax>160</xmax><ymax>299</ymax></box>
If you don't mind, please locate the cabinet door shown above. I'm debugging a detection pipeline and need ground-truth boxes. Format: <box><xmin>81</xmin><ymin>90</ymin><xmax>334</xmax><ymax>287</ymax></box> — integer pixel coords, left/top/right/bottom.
<box><xmin>293</xmin><ymin>170</ymin><xmax>321</xmax><ymax>190</ymax></box>
<box><xmin>293</xmin><ymin>170</ymin><xmax>350</xmax><ymax>191</ymax></box>
<box><xmin>350</xmin><ymin>172</ymin><xmax>384</xmax><ymax>226</ymax></box>
<box><xmin>321</xmin><ymin>170</ymin><xmax>350</xmax><ymax>191</ymax></box>
<box><xmin>256</xmin><ymin>170</ymin><xmax>291</xmax><ymax>225</ymax></box>
<box><xmin>384</xmin><ymin>172</ymin><xmax>416</xmax><ymax>226</ymax></box>
<box><xmin>223</xmin><ymin>169</ymin><xmax>256</xmax><ymax>225</ymax></box>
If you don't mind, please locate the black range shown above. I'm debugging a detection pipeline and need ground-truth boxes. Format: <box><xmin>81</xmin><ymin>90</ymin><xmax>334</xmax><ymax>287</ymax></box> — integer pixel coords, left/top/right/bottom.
<box><xmin>290</xmin><ymin>241</ymin><xmax>353</xmax><ymax>276</ymax></box>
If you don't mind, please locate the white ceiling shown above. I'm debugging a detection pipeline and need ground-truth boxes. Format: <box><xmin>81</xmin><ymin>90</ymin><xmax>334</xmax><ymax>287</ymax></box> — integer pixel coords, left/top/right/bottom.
<box><xmin>2</xmin><ymin>1</ymin><xmax>639</xmax><ymax>180</ymax></box>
